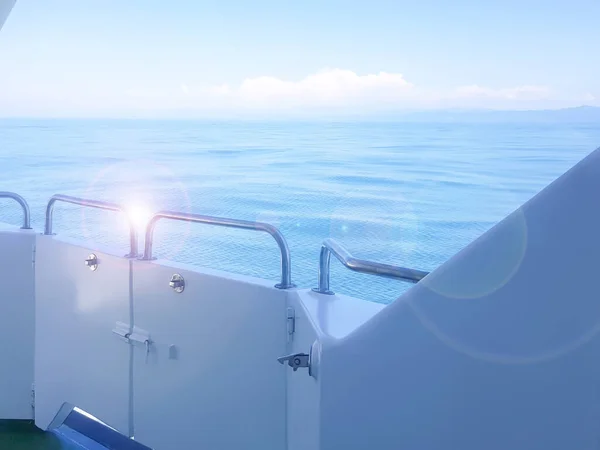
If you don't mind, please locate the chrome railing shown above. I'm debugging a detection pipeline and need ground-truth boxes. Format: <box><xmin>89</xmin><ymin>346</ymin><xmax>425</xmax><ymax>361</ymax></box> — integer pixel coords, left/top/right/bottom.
<box><xmin>0</xmin><ymin>192</ymin><xmax>31</xmax><ymax>229</ymax></box>
<box><xmin>44</xmin><ymin>194</ymin><xmax>139</xmax><ymax>258</ymax></box>
<box><xmin>141</xmin><ymin>210</ymin><xmax>295</xmax><ymax>289</ymax></box>
<box><xmin>312</xmin><ymin>238</ymin><xmax>429</xmax><ymax>295</ymax></box>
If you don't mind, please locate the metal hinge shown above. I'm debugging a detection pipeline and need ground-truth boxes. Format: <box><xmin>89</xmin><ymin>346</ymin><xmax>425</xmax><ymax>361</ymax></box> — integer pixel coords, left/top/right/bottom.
<box><xmin>31</xmin><ymin>383</ymin><xmax>35</xmax><ymax>411</ymax></box>
<box><xmin>286</xmin><ymin>307</ymin><xmax>295</xmax><ymax>342</ymax></box>
<box><xmin>31</xmin><ymin>244</ymin><xmax>36</xmax><ymax>269</ymax></box>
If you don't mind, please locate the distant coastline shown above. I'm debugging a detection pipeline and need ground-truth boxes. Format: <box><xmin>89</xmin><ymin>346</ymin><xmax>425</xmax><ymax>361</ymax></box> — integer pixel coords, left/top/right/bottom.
<box><xmin>371</xmin><ymin>106</ymin><xmax>600</xmax><ymax>124</ymax></box>
<box><xmin>1</xmin><ymin>106</ymin><xmax>599</xmax><ymax>123</ymax></box>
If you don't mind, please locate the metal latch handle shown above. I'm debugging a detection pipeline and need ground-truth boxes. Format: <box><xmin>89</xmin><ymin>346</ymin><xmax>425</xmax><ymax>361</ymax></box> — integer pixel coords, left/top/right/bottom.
<box><xmin>277</xmin><ymin>353</ymin><xmax>310</xmax><ymax>371</ymax></box>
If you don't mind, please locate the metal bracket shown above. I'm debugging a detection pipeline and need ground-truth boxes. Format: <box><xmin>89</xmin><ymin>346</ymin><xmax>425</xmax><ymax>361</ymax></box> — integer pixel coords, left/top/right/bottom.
<box><xmin>112</xmin><ymin>322</ymin><xmax>131</xmax><ymax>341</ymax></box>
<box><xmin>169</xmin><ymin>273</ymin><xmax>185</xmax><ymax>293</ymax></box>
<box><xmin>277</xmin><ymin>352</ymin><xmax>310</xmax><ymax>372</ymax></box>
<box><xmin>129</xmin><ymin>331</ymin><xmax>149</xmax><ymax>344</ymax></box>
<box><xmin>286</xmin><ymin>307</ymin><xmax>295</xmax><ymax>342</ymax></box>
<box><xmin>113</xmin><ymin>323</ymin><xmax>152</xmax><ymax>364</ymax></box>
<box><xmin>85</xmin><ymin>253</ymin><xmax>98</xmax><ymax>271</ymax></box>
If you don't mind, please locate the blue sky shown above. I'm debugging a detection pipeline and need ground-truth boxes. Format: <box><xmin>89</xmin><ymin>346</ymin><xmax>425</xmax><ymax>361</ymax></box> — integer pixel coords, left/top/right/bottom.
<box><xmin>1</xmin><ymin>0</ymin><xmax>598</xmax><ymax>117</ymax></box>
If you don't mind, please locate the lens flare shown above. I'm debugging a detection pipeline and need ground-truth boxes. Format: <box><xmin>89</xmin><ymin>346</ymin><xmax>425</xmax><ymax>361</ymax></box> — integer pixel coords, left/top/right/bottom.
<box><xmin>126</xmin><ymin>204</ymin><xmax>153</xmax><ymax>231</ymax></box>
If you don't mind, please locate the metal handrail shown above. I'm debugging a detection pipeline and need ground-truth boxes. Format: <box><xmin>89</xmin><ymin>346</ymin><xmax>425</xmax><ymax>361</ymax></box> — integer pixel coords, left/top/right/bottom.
<box><xmin>312</xmin><ymin>238</ymin><xmax>429</xmax><ymax>295</ymax></box>
<box><xmin>141</xmin><ymin>210</ymin><xmax>295</xmax><ymax>289</ymax></box>
<box><xmin>0</xmin><ymin>192</ymin><xmax>32</xmax><ymax>229</ymax></box>
<box><xmin>44</xmin><ymin>194</ymin><xmax>139</xmax><ymax>258</ymax></box>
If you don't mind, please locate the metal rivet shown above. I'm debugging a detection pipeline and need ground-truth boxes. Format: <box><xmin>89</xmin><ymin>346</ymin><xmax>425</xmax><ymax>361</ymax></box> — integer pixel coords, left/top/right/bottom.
<box><xmin>84</xmin><ymin>253</ymin><xmax>98</xmax><ymax>271</ymax></box>
<box><xmin>169</xmin><ymin>273</ymin><xmax>185</xmax><ymax>293</ymax></box>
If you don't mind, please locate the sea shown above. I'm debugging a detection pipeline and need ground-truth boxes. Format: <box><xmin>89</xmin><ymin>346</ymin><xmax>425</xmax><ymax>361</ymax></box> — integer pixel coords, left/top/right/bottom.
<box><xmin>1</xmin><ymin>118</ymin><xmax>599</xmax><ymax>304</ymax></box>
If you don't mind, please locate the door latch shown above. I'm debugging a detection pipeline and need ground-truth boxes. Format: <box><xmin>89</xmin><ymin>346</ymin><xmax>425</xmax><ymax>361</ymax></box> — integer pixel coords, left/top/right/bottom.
<box><xmin>277</xmin><ymin>353</ymin><xmax>310</xmax><ymax>371</ymax></box>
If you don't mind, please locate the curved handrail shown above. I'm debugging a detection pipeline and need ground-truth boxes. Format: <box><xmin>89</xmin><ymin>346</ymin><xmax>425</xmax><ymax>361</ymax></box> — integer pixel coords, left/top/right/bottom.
<box><xmin>44</xmin><ymin>194</ymin><xmax>139</xmax><ymax>258</ymax></box>
<box><xmin>141</xmin><ymin>210</ymin><xmax>295</xmax><ymax>289</ymax></box>
<box><xmin>312</xmin><ymin>238</ymin><xmax>429</xmax><ymax>295</ymax></box>
<box><xmin>0</xmin><ymin>192</ymin><xmax>32</xmax><ymax>229</ymax></box>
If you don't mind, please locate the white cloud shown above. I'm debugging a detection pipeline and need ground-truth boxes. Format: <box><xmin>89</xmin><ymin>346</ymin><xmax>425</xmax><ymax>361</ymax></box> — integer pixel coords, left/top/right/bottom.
<box><xmin>204</xmin><ymin>69</ymin><xmax>416</xmax><ymax>109</ymax></box>
<box><xmin>0</xmin><ymin>67</ymin><xmax>580</xmax><ymax>117</ymax></box>
<box><xmin>206</xmin><ymin>84</ymin><xmax>232</xmax><ymax>96</ymax></box>
<box><xmin>192</xmin><ymin>71</ymin><xmax>557</xmax><ymax>113</ymax></box>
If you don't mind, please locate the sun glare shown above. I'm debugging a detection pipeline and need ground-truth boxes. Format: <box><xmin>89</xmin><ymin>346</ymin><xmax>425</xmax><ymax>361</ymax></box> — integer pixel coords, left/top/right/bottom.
<box><xmin>126</xmin><ymin>204</ymin><xmax>153</xmax><ymax>230</ymax></box>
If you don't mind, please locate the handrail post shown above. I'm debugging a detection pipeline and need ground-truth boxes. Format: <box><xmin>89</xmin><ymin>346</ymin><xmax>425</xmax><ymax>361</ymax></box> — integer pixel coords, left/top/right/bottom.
<box><xmin>313</xmin><ymin>244</ymin><xmax>334</xmax><ymax>295</ymax></box>
<box><xmin>44</xmin><ymin>194</ymin><xmax>139</xmax><ymax>258</ymax></box>
<box><xmin>44</xmin><ymin>197</ymin><xmax>56</xmax><ymax>235</ymax></box>
<box><xmin>141</xmin><ymin>211</ymin><xmax>295</xmax><ymax>289</ymax></box>
<box><xmin>141</xmin><ymin>215</ymin><xmax>160</xmax><ymax>261</ymax></box>
<box><xmin>0</xmin><ymin>192</ymin><xmax>32</xmax><ymax>229</ymax></box>
<box><xmin>312</xmin><ymin>238</ymin><xmax>429</xmax><ymax>296</ymax></box>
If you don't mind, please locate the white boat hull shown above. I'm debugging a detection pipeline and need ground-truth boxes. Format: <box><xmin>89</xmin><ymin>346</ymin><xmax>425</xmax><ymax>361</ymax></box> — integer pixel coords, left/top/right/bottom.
<box><xmin>1</xmin><ymin>146</ymin><xmax>600</xmax><ymax>448</ymax></box>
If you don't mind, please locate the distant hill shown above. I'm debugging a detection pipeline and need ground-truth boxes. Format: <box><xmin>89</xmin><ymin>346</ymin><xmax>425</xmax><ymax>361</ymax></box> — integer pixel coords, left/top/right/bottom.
<box><xmin>371</xmin><ymin>106</ymin><xmax>600</xmax><ymax>124</ymax></box>
<box><xmin>37</xmin><ymin>105</ymin><xmax>598</xmax><ymax>122</ymax></box>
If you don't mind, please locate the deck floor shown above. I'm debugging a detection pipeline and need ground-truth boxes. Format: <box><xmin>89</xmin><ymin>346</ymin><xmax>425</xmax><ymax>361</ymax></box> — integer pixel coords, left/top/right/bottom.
<box><xmin>0</xmin><ymin>421</ymin><xmax>77</xmax><ymax>450</ymax></box>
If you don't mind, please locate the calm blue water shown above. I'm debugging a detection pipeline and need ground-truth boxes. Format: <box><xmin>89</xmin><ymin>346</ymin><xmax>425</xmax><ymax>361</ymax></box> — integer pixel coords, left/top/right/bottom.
<box><xmin>1</xmin><ymin>119</ymin><xmax>599</xmax><ymax>303</ymax></box>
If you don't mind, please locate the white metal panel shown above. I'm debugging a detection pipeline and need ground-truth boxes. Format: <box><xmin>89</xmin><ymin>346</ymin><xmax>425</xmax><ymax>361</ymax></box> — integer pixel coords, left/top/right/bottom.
<box><xmin>132</xmin><ymin>260</ymin><xmax>288</xmax><ymax>450</ymax></box>
<box><xmin>318</xmin><ymin>146</ymin><xmax>600</xmax><ymax>450</ymax></box>
<box><xmin>0</xmin><ymin>227</ymin><xmax>35</xmax><ymax>419</ymax></box>
<box><xmin>34</xmin><ymin>236</ymin><xmax>131</xmax><ymax>434</ymax></box>
<box><xmin>283</xmin><ymin>291</ymin><xmax>384</xmax><ymax>450</ymax></box>
<box><xmin>286</xmin><ymin>293</ymin><xmax>322</xmax><ymax>450</ymax></box>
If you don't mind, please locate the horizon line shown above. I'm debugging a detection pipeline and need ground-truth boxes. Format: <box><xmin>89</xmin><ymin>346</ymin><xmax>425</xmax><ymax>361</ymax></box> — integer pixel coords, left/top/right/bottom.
<box><xmin>0</xmin><ymin>105</ymin><xmax>598</xmax><ymax>122</ymax></box>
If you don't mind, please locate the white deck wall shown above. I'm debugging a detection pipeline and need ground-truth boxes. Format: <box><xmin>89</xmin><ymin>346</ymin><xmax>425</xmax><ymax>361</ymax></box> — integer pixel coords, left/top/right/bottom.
<box><xmin>130</xmin><ymin>259</ymin><xmax>288</xmax><ymax>450</ymax></box>
<box><xmin>316</xmin><ymin>147</ymin><xmax>600</xmax><ymax>450</ymax></box>
<box><xmin>9</xmin><ymin>146</ymin><xmax>600</xmax><ymax>449</ymax></box>
<box><xmin>33</xmin><ymin>235</ymin><xmax>290</xmax><ymax>450</ymax></box>
<box><xmin>0</xmin><ymin>225</ymin><xmax>35</xmax><ymax>420</ymax></box>
<box><xmin>34</xmin><ymin>237</ymin><xmax>131</xmax><ymax>433</ymax></box>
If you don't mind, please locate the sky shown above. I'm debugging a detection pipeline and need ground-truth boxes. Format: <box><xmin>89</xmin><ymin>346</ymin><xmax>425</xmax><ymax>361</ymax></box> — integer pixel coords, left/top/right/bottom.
<box><xmin>0</xmin><ymin>0</ymin><xmax>599</xmax><ymax>118</ymax></box>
